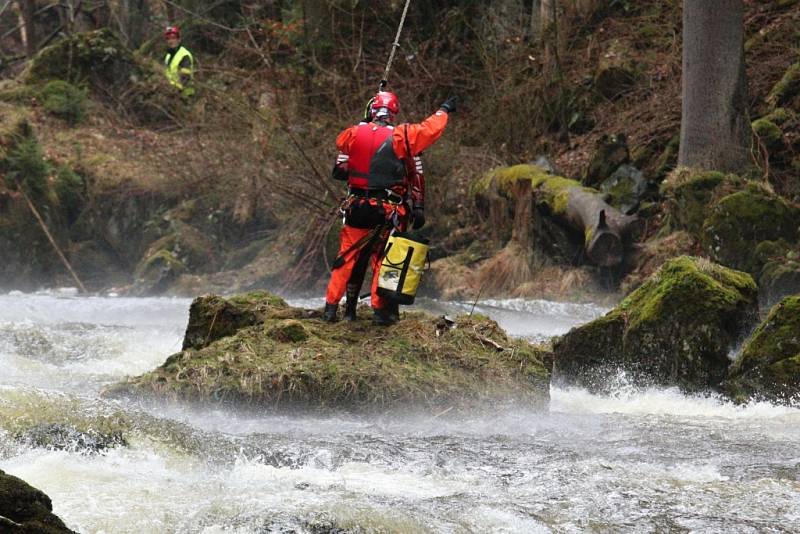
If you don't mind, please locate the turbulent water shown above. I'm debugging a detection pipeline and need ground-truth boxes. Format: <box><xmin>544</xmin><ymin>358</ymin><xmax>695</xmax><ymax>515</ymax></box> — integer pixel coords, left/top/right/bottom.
<box><xmin>1</xmin><ymin>292</ymin><xmax>798</xmax><ymax>533</ymax></box>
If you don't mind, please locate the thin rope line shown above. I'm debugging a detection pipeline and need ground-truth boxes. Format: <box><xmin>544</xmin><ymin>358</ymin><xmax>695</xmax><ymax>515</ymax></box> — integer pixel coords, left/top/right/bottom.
<box><xmin>381</xmin><ymin>0</ymin><xmax>412</xmax><ymax>88</ymax></box>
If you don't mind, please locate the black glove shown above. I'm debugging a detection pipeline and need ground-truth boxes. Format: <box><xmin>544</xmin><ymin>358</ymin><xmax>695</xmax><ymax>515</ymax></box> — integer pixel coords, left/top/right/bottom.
<box><xmin>439</xmin><ymin>96</ymin><xmax>457</xmax><ymax>114</ymax></box>
<box><xmin>412</xmin><ymin>208</ymin><xmax>426</xmax><ymax>230</ymax></box>
<box><xmin>332</xmin><ymin>163</ymin><xmax>348</xmax><ymax>181</ymax></box>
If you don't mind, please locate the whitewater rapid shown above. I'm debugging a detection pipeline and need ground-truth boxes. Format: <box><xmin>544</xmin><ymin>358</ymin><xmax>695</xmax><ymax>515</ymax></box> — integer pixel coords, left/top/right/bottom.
<box><xmin>1</xmin><ymin>292</ymin><xmax>798</xmax><ymax>533</ymax></box>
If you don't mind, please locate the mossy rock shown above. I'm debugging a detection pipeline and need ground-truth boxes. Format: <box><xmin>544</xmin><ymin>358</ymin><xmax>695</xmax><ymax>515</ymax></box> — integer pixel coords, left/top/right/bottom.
<box><xmin>25</xmin><ymin>29</ymin><xmax>140</xmax><ymax>98</ymax></box>
<box><xmin>701</xmin><ymin>183</ymin><xmax>799</xmax><ymax>273</ymax></box>
<box><xmin>0</xmin><ymin>469</ymin><xmax>77</xmax><ymax>533</ymax></box>
<box><xmin>182</xmin><ymin>291</ymin><xmax>289</xmax><ymax>351</ymax></box>
<box><xmin>724</xmin><ymin>296</ymin><xmax>800</xmax><ymax>404</ymax></box>
<box><xmin>108</xmin><ymin>293</ymin><xmax>551</xmax><ymax>413</ymax></box>
<box><xmin>132</xmin><ymin>249</ymin><xmax>186</xmax><ymax>295</ymax></box>
<box><xmin>767</xmin><ymin>62</ymin><xmax>800</xmax><ymax>109</ymax></box>
<box><xmin>599</xmin><ymin>164</ymin><xmax>647</xmax><ymax>214</ymax></box>
<box><xmin>583</xmin><ymin>133</ymin><xmax>630</xmax><ymax>188</ymax></box>
<box><xmin>553</xmin><ymin>256</ymin><xmax>758</xmax><ymax>392</ymax></box>
<box><xmin>752</xmin><ymin>118</ymin><xmax>784</xmax><ymax>152</ymax></box>
<box><xmin>142</xmin><ymin>221</ymin><xmax>218</xmax><ymax>273</ymax></box>
<box><xmin>661</xmin><ymin>170</ymin><xmax>740</xmax><ymax>236</ymax></box>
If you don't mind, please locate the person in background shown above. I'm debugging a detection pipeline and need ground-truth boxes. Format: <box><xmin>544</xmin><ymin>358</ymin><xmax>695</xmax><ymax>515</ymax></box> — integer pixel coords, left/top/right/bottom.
<box><xmin>323</xmin><ymin>91</ymin><xmax>456</xmax><ymax>325</ymax></box>
<box><xmin>163</xmin><ymin>25</ymin><xmax>194</xmax><ymax>98</ymax></box>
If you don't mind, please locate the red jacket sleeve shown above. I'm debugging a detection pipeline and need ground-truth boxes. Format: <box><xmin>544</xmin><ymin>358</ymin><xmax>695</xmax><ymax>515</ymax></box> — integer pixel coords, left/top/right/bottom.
<box><xmin>336</xmin><ymin>125</ymin><xmax>360</xmax><ymax>153</ymax></box>
<box><xmin>392</xmin><ymin>110</ymin><xmax>449</xmax><ymax>159</ymax></box>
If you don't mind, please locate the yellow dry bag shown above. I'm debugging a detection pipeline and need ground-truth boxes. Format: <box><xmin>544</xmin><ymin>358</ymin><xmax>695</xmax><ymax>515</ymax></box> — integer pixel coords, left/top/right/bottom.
<box><xmin>377</xmin><ymin>233</ymin><xmax>429</xmax><ymax>305</ymax></box>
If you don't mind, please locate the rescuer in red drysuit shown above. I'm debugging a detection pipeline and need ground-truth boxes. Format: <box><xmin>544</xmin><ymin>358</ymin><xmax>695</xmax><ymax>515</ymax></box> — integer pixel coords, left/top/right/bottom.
<box><xmin>323</xmin><ymin>91</ymin><xmax>456</xmax><ymax>325</ymax></box>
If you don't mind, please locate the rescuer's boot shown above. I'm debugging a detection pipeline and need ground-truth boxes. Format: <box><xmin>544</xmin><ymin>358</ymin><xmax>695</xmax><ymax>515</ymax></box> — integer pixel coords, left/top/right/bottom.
<box><xmin>344</xmin><ymin>284</ymin><xmax>359</xmax><ymax>321</ymax></box>
<box><xmin>322</xmin><ymin>303</ymin><xmax>339</xmax><ymax>323</ymax></box>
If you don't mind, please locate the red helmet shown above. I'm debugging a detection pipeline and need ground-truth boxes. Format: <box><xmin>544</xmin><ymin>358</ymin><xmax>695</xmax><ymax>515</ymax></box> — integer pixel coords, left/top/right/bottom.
<box><xmin>164</xmin><ymin>26</ymin><xmax>181</xmax><ymax>39</ymax></box>
<box><xmin>371</xmin><ymin>91</ymin><xmax>399</xmax><ymax>119</ymax></box>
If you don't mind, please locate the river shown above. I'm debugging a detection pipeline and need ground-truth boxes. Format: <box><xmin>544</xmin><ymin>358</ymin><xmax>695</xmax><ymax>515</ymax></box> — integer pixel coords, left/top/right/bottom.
<box><xmin>1</xmin><ymin>292</ymin><xmax>798</xmax><ymax>533</ymax></box>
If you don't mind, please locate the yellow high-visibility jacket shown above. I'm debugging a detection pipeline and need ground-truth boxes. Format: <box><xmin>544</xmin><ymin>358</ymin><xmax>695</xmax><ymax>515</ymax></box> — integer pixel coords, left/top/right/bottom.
<box><xmin>164</xmin><ymin>45</ymin><xmax>194</xmax><ymax>97</ymax></box>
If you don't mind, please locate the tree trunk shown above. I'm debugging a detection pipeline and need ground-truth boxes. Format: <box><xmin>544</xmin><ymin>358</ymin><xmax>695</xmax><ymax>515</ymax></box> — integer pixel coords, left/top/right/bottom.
<box><xmin>678</xmin><ymin>0</ymin><xmax>750</xmax><ymax>172</ymax></box>
<box><xmin>18</xmin><ymin>0</ymin><xmax>38</xmax><ymax>58</ymax></box>
<box><xmin>530</xmin><ymin>0</ymin><xmax>541</xmax><ymax>41</ymax></box>
<box><xmin>474</xmin><ymin>166</ymin><xmax>643</xmax><ymax>268</ymax></box>
<box><xmin>531</xmin><ymin>176</ymin><xmax>643</xmax><ymax>267</ymax></box>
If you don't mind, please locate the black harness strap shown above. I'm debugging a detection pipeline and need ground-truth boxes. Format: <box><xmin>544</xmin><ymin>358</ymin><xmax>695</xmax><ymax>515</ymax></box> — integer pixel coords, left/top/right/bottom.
<box><xmin>331</xmin><ymin>223</ymin><xmax>386</xmax><ymax>270</ymax></box>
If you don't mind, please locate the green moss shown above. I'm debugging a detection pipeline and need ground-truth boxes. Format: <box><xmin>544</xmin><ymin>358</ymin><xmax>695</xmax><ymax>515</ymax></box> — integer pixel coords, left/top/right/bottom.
<box><xmin>752</xmin><ymin>118</ymin><xmax>784</xmax><ymax>151</ymax></box>
<box><xmin>619</xmin><ymin>256</ymin><xmax>755</xmax><ymax>329</ymax></box>
<box><xmin>473</xmin><ymin>164</ymin><xmax>588</xmax><ymax>216</ymax></box>
<box><xmin>106</xmin><ymin>299</ymin><xmax>551</xmax><ymax>412</ymax></box>
<box><xmin>701</xmin><ymin>185</ymin><xmax>799</xmax><ymax>273</ymax></box>
<box><xmin>661</xmin><ymin>170</ymin><xmax>736</xmax><ymax>235</ymax></box>
<box><xmin>767</xmin><ymin>62</ymin><xmax>800</xmax><ymax>108</ymax></box>
<box><xmin>764</xmin><ymin>107</ymin><xmax>795</xmax><ymax>126</ymax></box>
<box><xmin>554</xmin><ymin>256</ymin><xmax>758</xmax><ymax>392</ymax></box>
<box><xmin>726</xmin><ymin>296</ymin><xmax>800</xmax><ymax>403</ymax></box>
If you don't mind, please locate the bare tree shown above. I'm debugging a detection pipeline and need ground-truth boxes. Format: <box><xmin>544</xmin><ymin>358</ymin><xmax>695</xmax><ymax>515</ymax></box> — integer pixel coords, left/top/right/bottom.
<box><xmin>17</xmin><ymin>0</ymin><xmax>37</xmax><ymax>57</ymax></box>
<box><xmin>678</xmin><ymin>0</ymin><xmax>750</xmax><ymax>172</ymax></box>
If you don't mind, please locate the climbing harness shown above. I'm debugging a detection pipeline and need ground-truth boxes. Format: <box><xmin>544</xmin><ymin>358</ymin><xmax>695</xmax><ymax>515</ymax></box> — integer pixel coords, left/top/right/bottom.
<box><xmin>379</xmin><ymin>0</ymin><xmax>413</xmax><ymax>91</ymax></box>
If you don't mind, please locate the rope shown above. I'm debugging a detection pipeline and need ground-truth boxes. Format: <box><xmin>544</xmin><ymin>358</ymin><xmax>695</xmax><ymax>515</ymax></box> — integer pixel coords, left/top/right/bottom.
<box><xmin>380</xmin><ymin>0</ymin><xmax>413</xmax><ymax>90</ymax></box>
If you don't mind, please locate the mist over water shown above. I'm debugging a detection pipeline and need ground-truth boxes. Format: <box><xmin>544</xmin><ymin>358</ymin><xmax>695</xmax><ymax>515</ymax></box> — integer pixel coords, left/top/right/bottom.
<box><xmin>1</xmin><ymin>291</ymin><xmax>798</xmax><ymax>533</ymax></box>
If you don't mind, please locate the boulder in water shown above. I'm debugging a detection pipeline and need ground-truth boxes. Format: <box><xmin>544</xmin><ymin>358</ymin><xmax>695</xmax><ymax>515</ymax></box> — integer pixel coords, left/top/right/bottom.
<box><xmin>723</xmin><ymin>295</ymin><xmax>800</xmax><ymax>404</ymax></box>
<box><xmin>106</xmin><ymin>292</ymin><xmax>551</xmax><ymax>413</ymax></box>
<box><xmin>0</xmin><ymin>469</ymin><xmax>77</xmax><ymax>533</ymax></box>
<box><xmin>553</xmin><ymin>256</ymin><xmax>758</xmax><ymax>392</ymax></box>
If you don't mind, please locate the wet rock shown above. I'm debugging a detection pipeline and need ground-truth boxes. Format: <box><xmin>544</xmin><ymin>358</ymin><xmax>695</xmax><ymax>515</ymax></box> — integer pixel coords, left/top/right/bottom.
<box><xmin>182</xmin><ymin>291</ymin><xmax>289</xmax><ymax>350</ymax></box>
<box><xmin>583</xmin><ymin>133</ymin><xmax>630</xmax><ymax>188</ymax></box>
<box><xmin>724</xmin><ymin>296</ymin><xmax>800</xmax><ymax>404</ymax></box>
<box><xmin>701</xmin><ymin>183</ymin><xmax>799</xmax><ymax>274</ymax></box>
<box><xmin>18</xmin><ymin>423</ymin><xmax>126</xmax><ymax>453</ymax></box>
<box><xmin>553</xmin><ymin>256</ymin><xmax>758</xmax><ymax>392</ymax></box>
<box><xmin>0</xmin><ymin>469</ymin><xmax>77</xmax><ymax>533</ymax></box>
<box><xmin>107</xmin><ymin>291</ymin><xmax>551</xmax><ymax>413</ymax></box>
<box><xmin>599</xmin><ymin>164</ymin><xmax>648</xmax><ymax>214</ymax></box>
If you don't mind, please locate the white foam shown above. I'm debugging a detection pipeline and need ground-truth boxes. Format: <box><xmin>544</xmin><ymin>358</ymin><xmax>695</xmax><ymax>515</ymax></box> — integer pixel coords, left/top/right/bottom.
<box><xmin>552</xmin><ymin>385</ymin><xmax>800</xmax><ymax>420</ymax></box>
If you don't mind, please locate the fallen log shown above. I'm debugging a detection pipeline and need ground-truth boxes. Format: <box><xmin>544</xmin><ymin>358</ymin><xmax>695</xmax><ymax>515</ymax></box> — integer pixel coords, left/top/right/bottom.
<box><xmin>473</xmin><ymin>164</ymin><xmax>643</xmax><ymax>267</ymax></box>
